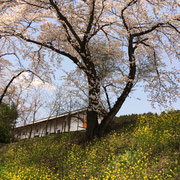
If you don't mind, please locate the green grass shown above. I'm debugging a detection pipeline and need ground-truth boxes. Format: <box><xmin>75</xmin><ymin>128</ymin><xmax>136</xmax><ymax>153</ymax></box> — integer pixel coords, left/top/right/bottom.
<box><xmin>0</xmin><ymin>110</ymin><xmax>179</xmax><ymax>179</ymax></box>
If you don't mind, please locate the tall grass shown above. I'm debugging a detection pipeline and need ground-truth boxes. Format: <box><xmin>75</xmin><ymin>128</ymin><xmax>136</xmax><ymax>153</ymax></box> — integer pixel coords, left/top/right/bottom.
<box><xmin>0</xmin><ymin>110</ymin><xmax>179</xmax><ymax>179</ymax></box>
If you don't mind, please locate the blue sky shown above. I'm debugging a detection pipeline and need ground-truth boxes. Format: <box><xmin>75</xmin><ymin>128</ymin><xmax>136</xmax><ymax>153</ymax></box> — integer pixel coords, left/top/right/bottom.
<box><xmin>117</xmin><ymin>89</ymin><xmax>180</xmax><ymax>116</ymax></box>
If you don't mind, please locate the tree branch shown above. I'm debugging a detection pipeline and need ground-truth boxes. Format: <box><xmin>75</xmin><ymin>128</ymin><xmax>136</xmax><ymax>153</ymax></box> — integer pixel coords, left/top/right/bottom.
<box><xmin>16</xmin><ymin>34</ymin><xmax>86</xmax><ymax>71</ymax></box>
<box><xmin>22</xmin><ymin>0</ymin><xmax>50</xmax><ymax>9</ymax></box>
<box><xmin>0</xmin><ymin>70</ymin><xmax>44</xmax><ymax>105</ymax></box>
<box><xmin>167</xmin><ymin>22</ymin><xmax>180</xmax><ymax>34</ymax></box>
<box><xmin>83</xmin><ymin>0</ymin><xmax>95</xmax><ymax>45</ymax></box>
<box><xmin>132</xmin><ymin>23</ymin><xmax>164</xmax><ymax>37</ymax></box>
<box><xmin>102</xmin><ymin>85</ymin><xmax>111</xmax><ymax>111</ymax></box>
<box><xmin>49</xmin><ymin>0</ymin><xmax>82</xmax><ymax>46</ymax></box>
<box><xmin>121</xmin><ymin>0</ymin><xmax>137</xmax><ymax>32</ymax></box>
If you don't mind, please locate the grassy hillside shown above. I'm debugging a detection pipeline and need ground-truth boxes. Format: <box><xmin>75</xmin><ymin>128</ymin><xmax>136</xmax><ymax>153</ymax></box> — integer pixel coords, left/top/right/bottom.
<box><xmin>0</xmin><ymin>111</ymin><xmax>179</xmax><ymax>180</ymax></box>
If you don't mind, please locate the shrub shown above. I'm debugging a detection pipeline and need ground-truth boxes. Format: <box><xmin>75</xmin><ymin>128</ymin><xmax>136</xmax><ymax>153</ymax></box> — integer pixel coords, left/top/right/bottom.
<box><xmin>0</xmin><ymin>102</ymin><xmax>18</xmax><ymax>143</ymax></box>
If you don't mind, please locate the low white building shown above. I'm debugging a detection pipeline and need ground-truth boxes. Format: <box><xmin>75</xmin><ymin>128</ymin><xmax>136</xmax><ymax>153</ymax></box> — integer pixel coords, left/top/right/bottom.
<box><xmin>14</xmin><ymin>108</ymin><xmax>87</xmax><ymax>139</ymax></box>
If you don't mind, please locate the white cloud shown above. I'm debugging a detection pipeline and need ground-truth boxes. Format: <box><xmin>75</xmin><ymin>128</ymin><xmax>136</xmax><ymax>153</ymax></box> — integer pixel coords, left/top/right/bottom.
<box><xmin>14</xmin><ymin>72</ymin><xmax>57</xmax><ymax>91</ymax></box>
<box><xmin>31</xmin><ymin>79</ymin><xmax>57</xmax><ymax>91</ymax></box>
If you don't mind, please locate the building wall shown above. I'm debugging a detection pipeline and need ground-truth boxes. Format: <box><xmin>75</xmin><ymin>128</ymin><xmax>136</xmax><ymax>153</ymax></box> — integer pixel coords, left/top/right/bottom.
<box><xmin>14</xmin><ymin>111</ymin><xmax>87</xmax><ymax>139</ymax></box>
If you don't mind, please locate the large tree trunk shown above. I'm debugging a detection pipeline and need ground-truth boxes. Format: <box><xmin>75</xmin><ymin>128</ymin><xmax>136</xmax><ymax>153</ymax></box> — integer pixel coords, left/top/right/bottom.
<box><xmin>85</xmin><ymin>37</ymin><xmax>136</xmax><ymax>139</ymax></box>
<box><xmin>86</xmin><ymin>76</ymin><xmax>100</xmax><ymax>140</ymax></box>
<box><xmin>86</xmin><ymin>110</ymin><xmax>99</xmax><ymax>140</ymax></box>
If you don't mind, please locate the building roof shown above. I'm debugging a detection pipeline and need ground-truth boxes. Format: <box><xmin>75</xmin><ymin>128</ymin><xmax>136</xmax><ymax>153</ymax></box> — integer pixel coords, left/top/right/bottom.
<box><xmin>15</xmin><ymin>108</ymin><xmax>87</xmax><ymax>129</ymax></box>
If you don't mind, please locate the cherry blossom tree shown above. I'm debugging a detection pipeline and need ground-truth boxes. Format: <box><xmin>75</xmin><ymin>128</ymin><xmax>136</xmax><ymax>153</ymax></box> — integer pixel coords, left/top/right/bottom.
<box><xmin>0</xmin><ymin>0</ymin><xmax>179</xmax><ymax>139</ymax></box>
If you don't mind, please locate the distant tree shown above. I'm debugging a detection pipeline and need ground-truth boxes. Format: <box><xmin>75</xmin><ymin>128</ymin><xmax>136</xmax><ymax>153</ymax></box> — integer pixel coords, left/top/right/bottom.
<box><xmin>0</xmin><ymin>102</ymin><xmax>18</xmax><ymax>143</ymax></box>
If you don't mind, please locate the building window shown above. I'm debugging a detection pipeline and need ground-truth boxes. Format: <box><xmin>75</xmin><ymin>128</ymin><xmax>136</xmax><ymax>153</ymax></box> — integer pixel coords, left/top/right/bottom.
<box><xmin>36</xmin><ymin>129</ymin><xmax>39</xmax><ymax>133</ymax></box>
<box><xmin>83</xmin><ymin>116</ymin><xmax>87</xmax><ymax>128</ymax></box>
